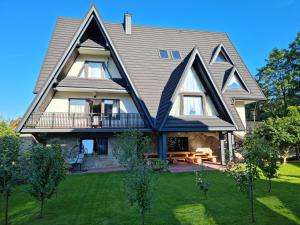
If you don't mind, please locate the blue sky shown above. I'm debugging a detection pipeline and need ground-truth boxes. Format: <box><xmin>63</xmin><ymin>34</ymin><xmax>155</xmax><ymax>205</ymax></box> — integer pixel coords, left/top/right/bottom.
<box><xmin>0</xmin><ymin>0</ymin><xmax>299</xmax><ymax>119</ymax></box>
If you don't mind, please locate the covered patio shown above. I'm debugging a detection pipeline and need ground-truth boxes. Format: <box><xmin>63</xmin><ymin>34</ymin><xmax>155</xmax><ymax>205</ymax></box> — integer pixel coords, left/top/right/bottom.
<box><xmin>156</xmin><ymin>131</ymin><xmax>235</xmax><ymax>166</ymax></box>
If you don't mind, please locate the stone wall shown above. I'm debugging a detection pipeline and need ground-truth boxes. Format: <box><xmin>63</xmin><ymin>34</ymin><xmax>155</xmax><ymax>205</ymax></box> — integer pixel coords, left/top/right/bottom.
<box><xmin>167</xmin><ymin>132</ymin><xmax>220</xmax><ymax>157</ymax></box>
<box><xmin>43</xmin><ymin>133</ymin><xmax>120</xmax><ymax>169</ymax></box>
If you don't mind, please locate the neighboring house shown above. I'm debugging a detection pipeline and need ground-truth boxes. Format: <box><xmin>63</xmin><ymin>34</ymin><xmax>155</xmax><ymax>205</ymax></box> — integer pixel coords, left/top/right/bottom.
<box><xmin>17</xmin><ymin>5</ymin><xmax>265</xmax><ymax>168</ymax></box>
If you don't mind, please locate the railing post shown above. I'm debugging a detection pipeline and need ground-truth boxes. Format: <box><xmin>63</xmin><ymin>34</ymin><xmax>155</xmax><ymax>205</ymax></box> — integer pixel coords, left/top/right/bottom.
<box><xmin>109</xmin><ymin>114</ymin><xmax>112</xmax><ymax>128</ymax></box>
<box><xmin>126</xmin><ymin>113</ymin><xmax>129</xmax><ymax>128</ymax></box>
<box><xmin>52</xmin><ymin>112</ymin><xmax>55</xmax><ymax>128</ymax></box>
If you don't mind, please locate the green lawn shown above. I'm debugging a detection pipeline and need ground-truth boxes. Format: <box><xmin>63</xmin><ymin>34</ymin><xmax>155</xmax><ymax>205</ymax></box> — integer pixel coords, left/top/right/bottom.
<box><xmin>1</xmin><ymin>163</ymin><xmax>300</xmax><ymax>225</ymax></box>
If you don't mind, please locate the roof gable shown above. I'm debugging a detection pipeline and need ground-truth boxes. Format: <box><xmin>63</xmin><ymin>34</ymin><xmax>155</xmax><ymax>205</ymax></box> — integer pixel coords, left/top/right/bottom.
<box><xmin>17</xmin><ymin>5</ymin><xmax>153</xmax><ymax>132</ymax></box>
<box><xmin>210</xmin><ymin>43</ymin><xmax>233</xmax><ymax>65</ymax></box>
<box><xmin>158</xmin><ymin>47</ymin><xmax>237</xmax><ymax>130</ymax></box>
<box><xmin>222</xmin><ymin>67</ymin><xmax>250</xmax><ymax>93</ymax></box>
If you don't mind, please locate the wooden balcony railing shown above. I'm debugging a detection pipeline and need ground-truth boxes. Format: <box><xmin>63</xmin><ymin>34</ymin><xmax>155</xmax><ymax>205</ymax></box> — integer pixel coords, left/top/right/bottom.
<box><xmin>24</xmin><ymin>112</ymin><xmax>146</xmax><ymax>129</ymax></box>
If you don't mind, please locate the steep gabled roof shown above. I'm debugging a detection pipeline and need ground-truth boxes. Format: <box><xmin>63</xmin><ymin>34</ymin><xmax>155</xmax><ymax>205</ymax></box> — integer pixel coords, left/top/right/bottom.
<box><xmin>34</xmin><ymin>17</ymin><xmax>82</xmax><ymax>93</ymax></box>
<box><xmin>28</xmin><ymin>5</ymin><xmax>266</xmax><ymax>132</ymax></box>
<box><xmin>17</xmin><ymin>5</ymin><xmax>153</xmax><ymax>132</ymax></box>
<box><xmin>157</xmin><ymin>46</ymin><xmax>237</xmax><ymax>130</ymax></box>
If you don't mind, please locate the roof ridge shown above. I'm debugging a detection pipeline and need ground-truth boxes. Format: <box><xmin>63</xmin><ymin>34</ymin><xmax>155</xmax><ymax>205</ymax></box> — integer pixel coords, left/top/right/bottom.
<box><xmin>57</xmin><ymin>16</ymin><xmax>82</xmax><ymax>21</ymax></box>
<box><xmin>104</xmin><ymin>21</ymin><xmax>226</xmax><ymax>34</ymax></box>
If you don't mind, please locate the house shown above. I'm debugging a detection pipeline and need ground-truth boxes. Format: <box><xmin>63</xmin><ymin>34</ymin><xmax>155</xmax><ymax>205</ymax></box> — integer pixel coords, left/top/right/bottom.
<box><xmin>17</xmin><ymin>5</ymin><xmax>266</xmax><ymax>169</ymax></box>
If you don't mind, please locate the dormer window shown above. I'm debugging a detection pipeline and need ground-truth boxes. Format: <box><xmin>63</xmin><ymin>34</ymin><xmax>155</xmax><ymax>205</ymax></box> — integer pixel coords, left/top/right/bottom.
<box><xmin>78</xmin><ymin>61</ymin><xmax>110</xmax><ymax>79</ymax></box>
<box><xmin>159</xmin><ymin>50</ymin><xmax>169</xmax><ymax>59</ymax></box>
<box><xmin>215</xmin><ymin>52</ymin><xmax>228</xmax><ymax>63</ymax></box>
<box><xmin>227</xmin><ymin>73</ymin><xmax>242</xmax><ymax>89</ymax></box>
<box><xmin>210</xmin><ymin>43</ymin><xmax>233</xmax><ymax>65</ymax></box>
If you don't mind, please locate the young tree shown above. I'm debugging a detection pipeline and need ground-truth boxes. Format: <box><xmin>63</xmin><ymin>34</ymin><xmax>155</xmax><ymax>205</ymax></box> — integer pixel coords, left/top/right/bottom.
<box><xmin>195</xmin><ymin>170</ymin><xmax>209</xmax><ymax>199</ymax></box>
<box><xmin>26</xmin><ymin>142</ymin><xmax>66</xmax><ymax>218</ymax></box>
<box><xmin>113</xmin><ymin>130</ymin><xmax>167</xmax><ymax>225</ymax></box>
<box><xmin>0</xmin><ymin>120</ymin><xmax>21</xmax><ymax>225</ymax></box>
<box><xmin>227</xmin><ymin>136</ymin><xmax>274</xmax><ymax>223</ymax></box>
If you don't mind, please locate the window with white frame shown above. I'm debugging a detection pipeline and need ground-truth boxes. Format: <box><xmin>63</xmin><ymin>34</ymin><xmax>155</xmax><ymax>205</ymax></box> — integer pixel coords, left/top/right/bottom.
<box><xmin>69</xmin><ymin>99</ymin><xmax>89</xmax><ymax>113</ymax></box>
<box><xmin>78</xmin><ymin>61</ymin><xmax>110</xmax><ymax>79</ymax></box>
<box><xmin>181</xmin><ymin>94</ymin><xmax>204</xmax><ymax>116</ymax></box>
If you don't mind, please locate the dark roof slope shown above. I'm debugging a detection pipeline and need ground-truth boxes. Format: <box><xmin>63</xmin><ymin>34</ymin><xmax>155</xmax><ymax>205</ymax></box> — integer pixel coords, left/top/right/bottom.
<box><xmin>57</xmin><ymin>77</ymin><xmax>126</xmax><ymax>90</ymax></box>
<box><xmin>34</xmin><ymin>17</ymin><xmax>82</xmax><ymax>93</ymax></box>
<box><xmin>164</xmin><ymin>116</ymin><xmax>235</xmax><ymax>130</ymax></box>
<box><xmin>33</xmin><ymin>17</ymin><xmax>265</xmax><ymax>130</ymax></box>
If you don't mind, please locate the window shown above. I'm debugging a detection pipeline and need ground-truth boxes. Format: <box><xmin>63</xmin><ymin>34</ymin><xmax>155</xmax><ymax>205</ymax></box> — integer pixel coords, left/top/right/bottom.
<box><xmin>69</xmin><ymin>99</ymin><xmax>89</xmax><ymax>113</ymax></box>
<box><xmin>168</xmin><ymin>137</ymin><xmax>188</xmax><ymax>152</ymax></box>
<box><xmin>171</xmin><ymin>50</ymin><xmax>181</xmax><ymax>60</ymax></box>
<box><xmin>227</xmin><ymin>74</ymin><xmax>242</xmax><ymax>89</ymax></box>
<box><xmin>81</xmin><ymin>139</ymin><xmax>94</xmax><ymax>154</ymax></box>
<box><xmin>159</xmin><ymin>50</ymin><xmax>169</xmax><ymax>59</ymax></box>
<box><xmin>182</xmin><ymin>95</ymin><xmax>204</xmax><ymax>116</ymax></box>
<box><xmin>81</xmin><ymin>138</ymin><xmax>108</xmax><ymax>155</ymax></box>
<box><xmin>215</xmin><ymin>52</ymin><xmax>228</xmax><ymax>63</ymax></box>
<box><xmin>79</xmin><ymin>61</ymin><xmax>110</xmax><ymax>79</ymax></box>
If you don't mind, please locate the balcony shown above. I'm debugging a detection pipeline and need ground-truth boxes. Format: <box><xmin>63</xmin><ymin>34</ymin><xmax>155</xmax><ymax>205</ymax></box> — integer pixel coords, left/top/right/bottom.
<box><xmin>24</xmin><ymin>112</ymin><xmax>146</xmax><ymax>129</ymax></box>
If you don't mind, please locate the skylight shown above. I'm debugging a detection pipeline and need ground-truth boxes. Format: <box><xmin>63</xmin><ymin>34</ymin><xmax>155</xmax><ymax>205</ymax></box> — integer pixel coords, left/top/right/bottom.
<box><xmin>171</xmin><ymin>50</ymin><xmax>181</xmax><ymax>60</ymax></box>
<box><xmin>159</xmin><ymin>50</ymin><xmax>169</xmax><ymax>59</ymax></box>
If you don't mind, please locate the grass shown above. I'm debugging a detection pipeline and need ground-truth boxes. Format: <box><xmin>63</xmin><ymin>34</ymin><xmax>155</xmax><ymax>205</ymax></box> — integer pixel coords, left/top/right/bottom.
<box><xmin>1</xmin><ymin>162</ymin><xmax>300</xmax><ymax>225</ymax></box>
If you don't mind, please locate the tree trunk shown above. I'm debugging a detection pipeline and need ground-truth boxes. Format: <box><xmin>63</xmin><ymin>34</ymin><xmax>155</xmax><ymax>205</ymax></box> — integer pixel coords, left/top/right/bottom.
<box><xmin>268</xmin><ymin>178</ymin><xmax>272</xmax><ymax>193</ymax></box>
<box><xmin>141</xmin><ymin>211</ymin><xmax>145</xmax><ymax>225</ymax></box>
<box><xmin>5</xmin><ymin>193</ymin><xmax>9</xmax><ymax>225</ymax></box>
<box><xmin>40</xmin><ymin>199</ymin><xmax>44</xmax><ymax>218</ymax></box>
<box><xmin>249</xmin><ymin>173</ymin><xmax>255</xmax><ymax>223</ymax></box>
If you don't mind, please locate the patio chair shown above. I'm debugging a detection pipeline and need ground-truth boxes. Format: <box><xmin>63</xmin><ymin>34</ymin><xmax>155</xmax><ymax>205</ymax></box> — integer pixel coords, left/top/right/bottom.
<box><xmin>66</xmin><ymin>145</ymin><xmax>85</xmax><ymax>171</ymax></box>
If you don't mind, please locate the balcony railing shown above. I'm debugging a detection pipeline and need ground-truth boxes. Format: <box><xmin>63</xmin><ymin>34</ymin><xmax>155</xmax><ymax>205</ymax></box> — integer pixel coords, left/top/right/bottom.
<box><xmin>24</xmin><ymin>112</ymin><xmax>146</xmax><ymax>129</ymax></box>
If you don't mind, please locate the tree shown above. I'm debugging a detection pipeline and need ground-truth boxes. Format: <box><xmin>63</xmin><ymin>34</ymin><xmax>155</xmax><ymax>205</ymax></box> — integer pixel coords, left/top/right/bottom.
<box><xmin>113</xmin><ymin>130</ymin><xmax>167</xmax><ymax>225</ymax></box>
<box><xmin>247</xmin><ymin>32</ymin><xmax>300</xmax><ymax>120</ymax></box>
<box><xmin>255</xmin><ymin>106</ymin><xmax>300</xmax><ymax>164</ymax></box>
<box><xmin>195</xmin><ymin>170</ymin><xmax>209</xmax><ymax>199</ymax></box>
<box><xmin>26</xmin><ymin>142</ymin><xmax>66</xmax><ymax>218</ymax></box>
<box><xmin>227</xmin><ymin>136</ymin><xmax>275</xmax><ymax>223</ymax></box>
<box><xmin>257</xmin><ymin>141</ymin><xmax>279</xmax><ymax>192</ymax></box>
<box><xmin>0</xmin><ymin>120</ymin><xmax>21</xmax><ymax>225</ymax></box>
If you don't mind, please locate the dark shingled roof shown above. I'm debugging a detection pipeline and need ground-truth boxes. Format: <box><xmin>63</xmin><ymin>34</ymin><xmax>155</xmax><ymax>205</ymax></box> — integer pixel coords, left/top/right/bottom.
<box><xmin>33</xmin><ymin>16</ymin><xmax>266</xmax><ymax>131</ymax></box>
<box><xmin>57</xmin><ymin>77</ymin><xmax>126</xmax><ymax>91</ymax></box>
<box><xmin>165</xmin><ymin>116</ymin><xmax>235</xmax><ymax>130</ymax></box>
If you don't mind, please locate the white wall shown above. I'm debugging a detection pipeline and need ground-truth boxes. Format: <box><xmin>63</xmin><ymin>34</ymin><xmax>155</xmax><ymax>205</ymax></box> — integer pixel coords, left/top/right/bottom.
<box><xmin>234</xmin><ymin>100</ymin><xmax>246</xmax><ymax>136</ymax></box>
<box><xmin>45</xmin><ymin>91</ymin><xmax>138</xmax><ymax>113</ymax></box>
<box><xmin>67</xmin><ymin>54</ymin><xmax>121</xmax><ymax>78</ymax></box>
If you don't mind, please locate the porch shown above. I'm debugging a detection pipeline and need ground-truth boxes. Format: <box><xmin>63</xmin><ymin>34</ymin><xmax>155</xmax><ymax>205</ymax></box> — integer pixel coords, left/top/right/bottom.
<box><xmin>157</xmin><ymin>131</ymin><xmax>234</xmax><ymax>166</ymax></box>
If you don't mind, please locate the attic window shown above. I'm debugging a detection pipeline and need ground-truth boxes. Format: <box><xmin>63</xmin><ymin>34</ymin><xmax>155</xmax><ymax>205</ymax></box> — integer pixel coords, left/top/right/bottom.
<box><xmin>78</xmin><ymin>61</ymin><xmax>110</xmax><ymax>79</ymax></box>
<box><xmin>159</xmin><ymin>50</ymin><xmax>169</xmax><ymax>59</ymax></box>
<box><xmin>227</xmin><ymin>74</ymin><xmax>242</xmax><ymax>89</ymax></box>
<box><xmin>171</xmin><ymin>50</ymin><xmax>181</xmax><ymax>60</ymax></box>
<box><xmin>216</xmin><ymin>52</ymin><xmax>228</xmax><ymax>63</ymax></box>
